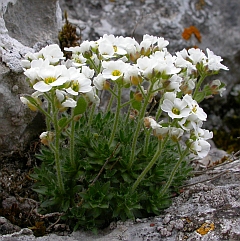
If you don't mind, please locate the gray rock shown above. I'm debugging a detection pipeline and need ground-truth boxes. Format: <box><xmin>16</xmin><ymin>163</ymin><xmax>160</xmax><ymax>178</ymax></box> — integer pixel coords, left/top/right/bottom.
<box><xmin>0</xmin><ymin>0</ymin><xmax>61</xmax><ymax>153</ymax></box>
<box><xmin>0</xmin><ymin>217</ymin><xmax>21</xmax><ymax>235</ymax></box>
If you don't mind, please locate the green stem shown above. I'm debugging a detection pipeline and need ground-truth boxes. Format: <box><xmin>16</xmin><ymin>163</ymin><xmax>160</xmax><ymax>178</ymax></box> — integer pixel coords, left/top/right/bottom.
<box><xmin>69</xmin><ymin>111</ymin><xmax>76</xmax><ymax>168</ymax></box>
<box><xmin>143</xmin><ymin>128</ymin><xmax>151</xmax><ymax>155</ymax></box>
<box><xmin>131</xmin><ymin>138</ymin><xmax>167</xmax><ymax>192</ymax></box>
<box><xmin>108</xmin><ymin>85</ymin><xmax>121</xmax><ymax>146</ymax></box>
<box><xmin>50</xmin><ymin>91</ymin><xmax>64</xmax><ymax>193</ymax></box>
<box><xmin>128</xmin><ymin>82</ymin><xmax>154</xmax><ymax>169</ymax></box>
<box><xmin>155</xmin><ymin>95</ymin><xmax>164</xmax><ymax>121</ymax></box>
<box><xmin>193</xmin><ymin>73</ymin><xmax>207</xmax><ymax>100</ymax></box>
<box><xmin>106</xmin><ymin>85</ymin><xmax>117</xmax><ymax>113</ymax></box>
<box><xmin>87</xmin><ymin>103</ymin><xmax>96</xmax><ymax>127</ymax></box>
<box><xmin>159</xmin><ymin>145</ymin><xmax>189</xmax><ymax>198</ymax></box>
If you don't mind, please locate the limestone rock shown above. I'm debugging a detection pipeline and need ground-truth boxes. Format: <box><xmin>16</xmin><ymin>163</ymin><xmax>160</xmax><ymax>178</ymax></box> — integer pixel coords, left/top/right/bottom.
<box><xmin>0</xmin><ymin>0</ymin><xmax>61</xmax><ymax>153</ymax></box>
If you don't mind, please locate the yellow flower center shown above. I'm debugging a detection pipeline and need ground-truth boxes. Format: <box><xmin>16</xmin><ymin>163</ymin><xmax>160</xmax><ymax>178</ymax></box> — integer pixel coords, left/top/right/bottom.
<box><xmin>75</xmin><ymin>57</ymin><xmax>82</xmax><ymax>64</ymax></box>
<box><xmin>192</xmin><ymin>105</ymin><xmax>197</xmax><ymax>113</ymax></box>
<box><xmin>44</xmin><ymin>77</ymin><xmax>56</xmax><ymax>84</ymax></box>
<box><xmin>113</xmin><ymin>45</ymin><xmax>118</xmax><ymax>52</ymax></box>
<box><xmin>112</xmin><ymin>70</ymin><xmax>121</xmax><ymax>76</ymax></box>
<box><xmin>72</xmin><ymin>82</ymin><xmax>79</xmax><ymax>92</ymax></box>
<box><xmin>172</xmin><ymin>107</ymin><xmax>180</xmax><ymax>115</ymax></box>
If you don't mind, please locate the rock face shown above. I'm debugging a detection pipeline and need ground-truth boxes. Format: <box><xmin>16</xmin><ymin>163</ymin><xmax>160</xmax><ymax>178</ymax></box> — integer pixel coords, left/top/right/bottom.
<box><xmin>0</xmin><ymin>0</ymin><xmax>61</xmax><ymax>153</ymax></box>
<box><xmin>59</xmin><ymin>0</ymin><xmax>240</xmax><ymax>131</ymax></box>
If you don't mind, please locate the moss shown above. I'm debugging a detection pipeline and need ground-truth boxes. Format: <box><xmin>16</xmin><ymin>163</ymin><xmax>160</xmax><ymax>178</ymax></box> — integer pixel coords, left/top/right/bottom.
<box><xmin>58</xmin><ymin>11</ymin><xmax>81</xmax><ymax>58</ymax></box>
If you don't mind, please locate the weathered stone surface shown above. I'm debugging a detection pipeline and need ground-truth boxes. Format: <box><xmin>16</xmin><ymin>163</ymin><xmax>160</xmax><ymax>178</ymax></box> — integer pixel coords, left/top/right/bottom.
<box><xmin>4</xmin><ymin>0</ymin><xmax>62</xmax><ymax>47</ymax></box>
<box><xmin>0</xmin><ymin>149</ymin><xmax>239</xmax><ymax>241</ymax></box>
<box><xmin>0</xmin><ymin>0</ymin><xmax>61</xmax><ymax>153</ymax></box>
<box><xmin>59</xmin><ymin>0</ymin><xmax>240</xmax><ymax>131</ymax></box>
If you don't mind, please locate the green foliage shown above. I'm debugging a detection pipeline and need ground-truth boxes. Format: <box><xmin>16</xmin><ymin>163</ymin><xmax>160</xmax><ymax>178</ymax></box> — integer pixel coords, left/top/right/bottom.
<box><xmin>33</xmin><ymin>112</ymin><xmax>193</xmax><ymax>230</ymax></box>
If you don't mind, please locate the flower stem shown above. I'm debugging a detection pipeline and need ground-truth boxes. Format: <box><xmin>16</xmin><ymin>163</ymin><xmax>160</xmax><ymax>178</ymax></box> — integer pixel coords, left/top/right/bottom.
<box><xmin>69</xmin><ymin>111</ymin><xmax>76</xmax><ymax>168</ymax></box>
<box><xmin>106</xmin><ymin>85</ymin><xmax>117</xmax><ymax>113</ymax></box>
<box><xmin>108</xmin><ymin>85</ymin><xmax>121</xmax><ymax>146</ymax></box>
<box><xmin>128</xmin><ymin>82</ymin><xmax>154</xmax><ymax>169</ymax></box>
<box><xmin>143</xmin><ymin>128</ymin><xmax>151</xmax><ymax>155</ymax></box>
<box><xmin>87</xmin><ymin>103</ymin><xmax>96</xmax><ymax>127</ymax></box>
<box><xmin>159</xmin><ymin>145</ymin><xmax>189</xmax><ymax>198</ymax></box>
<box><xmin>131</xmin><ymin>138</ymin><xmax>167</xmax><ymax>193</ymax></box>
<box><xmin>51</xmin><ymin>91</ymin><xmax>64</xmax><ymax>193</ymax></box>
<box><xmin>193</xmin><ymin>73</ymin><xmax>207</xmax><ymax>100</ymax></box>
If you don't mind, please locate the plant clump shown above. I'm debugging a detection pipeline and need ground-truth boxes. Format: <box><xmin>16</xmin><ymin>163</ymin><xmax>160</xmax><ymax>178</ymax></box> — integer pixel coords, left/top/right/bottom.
<box><xmin>20</xmin><ymin>34</ymin><xmax>228</xmax><ymax>232</ymax></box>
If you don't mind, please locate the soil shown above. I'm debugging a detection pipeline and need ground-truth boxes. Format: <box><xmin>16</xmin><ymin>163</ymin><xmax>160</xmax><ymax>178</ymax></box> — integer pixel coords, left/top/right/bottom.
<box><xmin>0</xmin><ymin>141</ymin><xmax>67</xmax><ymax>237</ymax></box>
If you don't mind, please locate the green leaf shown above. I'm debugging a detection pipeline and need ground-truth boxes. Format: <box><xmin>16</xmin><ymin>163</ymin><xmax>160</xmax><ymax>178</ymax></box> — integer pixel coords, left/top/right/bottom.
<box><xmin>23</xmin><ymin>95</ymin><xmax>37</xmax><ymax>104</ymax></box>
<box><xmin>74</xmin><ymin>96</ymin><xmax>87</xmax><ymax>116</ymax></box>
<box><xmin>131</xmin><ymin>99</ymin><xmax>142</xmax><ymax>111</ymax></box>
<box><xmin>32</xmin><ymin>187</ymin><xmax>48</xmax><ymax>195</ymax></box>
<box><xmin>58</xmin><ymin>117</ymin><xmax>68</xmax><ymax>128</ymax></box>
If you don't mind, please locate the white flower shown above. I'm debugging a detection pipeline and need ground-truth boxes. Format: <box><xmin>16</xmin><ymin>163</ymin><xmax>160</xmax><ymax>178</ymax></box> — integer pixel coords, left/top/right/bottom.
<box><xmin>65</xmin><ymin>67</ymin><xmax>92</xmax><ymax>95</ymax></box>
<box><xmin>178</xmin><ymin>115</ymin><xmax>203</xmax><ymax>132</ymax></box>
<box><xmin>39</xmin><ymin>44</ymin><xmax>65</xmax><ymax>64</ymax></box>
<box><xmin>56</xmin><ymin>89</ymin><xmax>77</xmax><ymax>108</ymax></box>
<box><xmin>39</xmin><ymin>131</ymin><xmax>54</xmax><ymax>146</ymax></box>
<box><xmin>62</xmin><ymin>98</ymin><xmax>77</xmax><ymax>108</ymax></box>
<box><xmin>161</xmin><ymin>93</ymin><xmax>190</xmax><ymax>119</ymax></box>
<box><xmin>183</xmin><ymin>94</ymin><xmax>207</xmax><ymax>121</ymax></box>
<box><xmin>71</xmin><ymin>53</ymin><xmax>87</xmax><ymax>67</ymax></box>
<box><xmin>20</xmin><ymin>92</ymin><xmax>42</xmax><ymax>111</ymax></box>
<box><xmin>157</xmin><ymin>37</ymin><xmax>169</xmax><ymax>50</ymax></box>
<box><xmin>33</xmin><ymin>65</ymin><xmax>68</xmax><ymax>92</ymax></box>
<box><xmin>190</xmin><ymin>139</ymin><xmax>211</xmax><ymax>158</ymax></box>
<box><xmin>210</xmin><ymin>79</ymin><xmax>226</xmax><ymax>97</ymax></box>
<box><xmin>175</xmin><ymin>49</ymin><xmax>196</xmax><ymax>74</ymax></box>
<box><xmin>84</xmin><ymin>86</ymin><xmax>100</xmax><ymax>106</ymax></box>
<box><xmin>97</xmin><ymin>35</ymin><xmax>127</xmax><ymax>58</ymax></box>
<box><xmin>169</xmin><ymin>127</ymin><xmax>184</xmax><ymax>141</ymax></box>
<box><xmin>192</xmin><ymin>126</ymin><xmax>213</xmax><ymax>141</ymax></box>
<box><xmin>93</xmin><ymin>74</ymin><xmax>107</xmax><ymax>90</ymax></box>
<box><xmin>167</xmin><ymin>74</ymin><xmax>183</xmax><ymax>92</ymax></box>
<box><xmin>98</xmin><ymin>39</ymin><xmax>115</xmax><ymax>58</ymax></box>
<box><xmin>188</xmin><ymin>48</ymin><xmax>206</xmax><ymax>65</ymax></box>
<box><xmin>137</xmin><ymin>56</ymin><xmax>156</xmax><ymax>78</ymax></box>
<box><xmin>145</xmin><ymin>117</ymin><xmax>169</xmax><ymax>139</ymax></box>
<box><xmin>81</xmin><ymin>66</ymin><xmax>94</xmax><ymax>79</ymax></box>
<box><xmin>102</xmin><ymin>60</ymin><xmax>128</xmax><ymax>80</ymax></box>
<box><xmin>123</xmin><ymin>65</ymin><xmax>140</xmax><ymax>85</ymax></box>
<box><xmin>205</xmin><ymin>48</ymin><xmax>229</xmax><ymax>71</ymax></box>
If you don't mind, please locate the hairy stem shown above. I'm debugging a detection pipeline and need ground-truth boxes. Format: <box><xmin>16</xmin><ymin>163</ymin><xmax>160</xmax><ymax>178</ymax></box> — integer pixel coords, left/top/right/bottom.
<box><xmin>108</xmin><ymin>85</ymin><xmax>121</xmax><ymax>146</ymax></box>
<box><xmin>159</xmin><ymin>144</ymin><xmax>189</xmax><ymax>198</ymax></box>
<box><xmin>128</xmin><ymin>82</ymin><xmax>154</xmax><ymax>169</ymax></box>
<box><xmin>51</xmin><ymin>90</ymin><xmax>64</xmax><ymax>193</ymax></box>
<box><xmin>131</xmin><ymin>138</ymin><xmax>168</xmax><ymax>192</ymax></box>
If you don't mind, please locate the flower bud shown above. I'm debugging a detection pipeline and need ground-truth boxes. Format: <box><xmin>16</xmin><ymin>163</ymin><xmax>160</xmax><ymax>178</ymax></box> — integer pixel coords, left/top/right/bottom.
<box><xmin>103</xmin><ymin>80</ymin><xmax>110</xmax><ymax>90</ymax></box>
<box><xmin>39</xmin><ymin>131</ymin><xmax>54</xmax><ymax>146</ymax></box>
<box><xmin>130</xmin><ymin>75</ymin><xmax>143</xmax><ymax>86</ymax></box>
<box><xmin>20</xmin><ymin>96</ymin><xmax>40</xmax><ymax>112</ymax></box>
<box><xmin>129</xmin><ymin>52</ymin><xmax>141</xmax><ymax>62</ymax></box>
<box><xmin>134</xmin><ymin>92</ymin><xmax>143</xmax><ymax>102</ymax></box>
